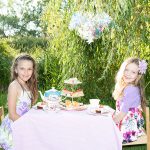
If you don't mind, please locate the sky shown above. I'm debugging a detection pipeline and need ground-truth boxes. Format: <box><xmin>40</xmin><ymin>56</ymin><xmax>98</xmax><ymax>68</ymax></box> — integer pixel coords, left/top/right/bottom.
<box><xmin>0</xmin><ymin>0</ymin><xmax>41</xmax><ymax>17</ymax></box>
<box><xmin>0</xmin><ymin>0</ymin><xmax>42</xmax><ymax>36</ymax></box>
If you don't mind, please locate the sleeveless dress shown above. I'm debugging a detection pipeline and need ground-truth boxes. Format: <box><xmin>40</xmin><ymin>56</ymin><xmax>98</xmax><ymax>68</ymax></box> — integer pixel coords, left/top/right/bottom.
<box><xmin>0</xmin><ymin>90</ymin><xmax>31</xmax><ymax>150</ymax></box>
<box><xmin>114</xmin><ymin>86</ymin><xmax>145</xmax><ymax>143</ymax></box>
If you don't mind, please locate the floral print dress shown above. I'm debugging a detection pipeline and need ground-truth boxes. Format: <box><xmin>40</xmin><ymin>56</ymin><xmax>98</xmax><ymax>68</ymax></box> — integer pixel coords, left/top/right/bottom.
<box><xmin>115</xmin><ymin>100</ymin><xmax>145</xmax><ymax>143</ymax></box>
<box><xmin>0</xmin><ymin>90</ymin><xmax>31</xmax><ymax>150</ymax></box>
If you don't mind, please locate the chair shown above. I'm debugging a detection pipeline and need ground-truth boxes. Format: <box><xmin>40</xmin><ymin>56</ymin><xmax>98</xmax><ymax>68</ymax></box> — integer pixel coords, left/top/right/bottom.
<box><xmin>0</xmin><ymin>106</ymin><xmax>4</xmax><ymax>123</ymax></box>
<box><xmin>123</xmin><ymin>106</ymin><xmax>150</xmax><ymax>150</ymax></box>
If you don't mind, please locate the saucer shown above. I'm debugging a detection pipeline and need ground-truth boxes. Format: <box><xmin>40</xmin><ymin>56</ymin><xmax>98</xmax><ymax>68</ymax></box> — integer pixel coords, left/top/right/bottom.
<box><xmin>33</xmin><ymin>102</ymin><xmax>47</xmax><ymax>110</ymax></box>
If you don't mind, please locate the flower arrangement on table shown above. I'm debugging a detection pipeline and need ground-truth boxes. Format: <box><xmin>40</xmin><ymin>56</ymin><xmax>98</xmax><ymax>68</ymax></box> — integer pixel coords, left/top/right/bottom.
<box><xmin>69</xmin><ymin>11</ymin><xmax>113</xmax><ymax>44</ymax></box>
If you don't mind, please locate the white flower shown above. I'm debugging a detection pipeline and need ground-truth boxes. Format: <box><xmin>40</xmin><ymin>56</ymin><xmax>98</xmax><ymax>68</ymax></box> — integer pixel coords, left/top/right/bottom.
<box><xmin>69</xmin><ymin>12</ymin><xmax>86</xmax><ymax>30</ymax></box>
<box><xmin>69</xmin><ymin>11</ymin><xmax>113</xmax><ymax>44</ymax></box>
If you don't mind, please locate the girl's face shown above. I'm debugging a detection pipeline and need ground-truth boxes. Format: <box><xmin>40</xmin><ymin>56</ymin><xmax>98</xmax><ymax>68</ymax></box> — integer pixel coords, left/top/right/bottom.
<box><xmin>15</xmin><ymin>60</ymin><xmax>33</xmax><ymax>83</ymax></box>
<box><xmin>123</xmin><ymin>63</ymin><xmax>139</xmax><ymax>84</ymax></box>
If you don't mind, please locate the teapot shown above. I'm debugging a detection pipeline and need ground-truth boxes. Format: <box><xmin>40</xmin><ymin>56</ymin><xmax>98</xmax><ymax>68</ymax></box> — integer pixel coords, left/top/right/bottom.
<box><xmin>39</xmin><ymin>87</ymin><xmax>62</xmax><ymax>102</ymax></box>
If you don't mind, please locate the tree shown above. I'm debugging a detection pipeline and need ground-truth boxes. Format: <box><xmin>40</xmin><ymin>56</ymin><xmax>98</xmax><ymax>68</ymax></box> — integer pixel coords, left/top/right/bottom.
<box><xmin>0</xmin><ymin>0</ymin><xmax>50</xmax><ymax>37</ymax></box>
<box><xmin>41</xmin><ymin>0</ymin><xmax>149</xmax><ymax>103</ymax></box>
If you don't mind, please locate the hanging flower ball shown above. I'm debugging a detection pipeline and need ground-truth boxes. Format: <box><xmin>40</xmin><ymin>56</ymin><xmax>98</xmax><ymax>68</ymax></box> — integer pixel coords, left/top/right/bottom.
<box><xmin>69</xmin><ymin>11</ymin><xmax>113</xmax><ymax>44</ymax></box>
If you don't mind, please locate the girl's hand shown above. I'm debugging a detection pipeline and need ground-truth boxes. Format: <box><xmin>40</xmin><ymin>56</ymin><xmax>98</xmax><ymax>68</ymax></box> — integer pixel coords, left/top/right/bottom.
<box><xmin>113</xmin><ymin>115</ymin><xmax>120</xmax><ymax>124</ymax></box>
<box><xmin>112</xmin><ymin>112</ymin><xmax>126</xmax><ymax>124</ymax></box>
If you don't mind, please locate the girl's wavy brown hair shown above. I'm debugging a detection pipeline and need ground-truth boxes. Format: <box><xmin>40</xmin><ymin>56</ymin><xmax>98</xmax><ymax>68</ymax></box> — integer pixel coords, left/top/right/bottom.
<box><xmin>11</xmin><ymin>54</ymin><xmax>38</xmax><ymax>105</ymax></box>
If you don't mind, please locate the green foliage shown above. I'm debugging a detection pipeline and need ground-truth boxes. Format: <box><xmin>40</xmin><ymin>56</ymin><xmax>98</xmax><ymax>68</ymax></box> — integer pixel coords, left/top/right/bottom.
<box><xmin>123</xmin><ymin>145</ymin><xmax>146</xmax><ymax>150</ymax></box>
<box><xmin>10</xmin><ymin>36</ymin><xmax>49</xmax><ymax>52</ymax></box>
<box><xmin>41</xmin><ymin>0</ymin><xmax>149</xmax><ymax>104</ymax></box>
<box><xmin>0</xmin><ymin>39</ymin><xmax>17</xmax><ymax>90</ymax></box>
<box><xmin>0</xmin><ymin>14</ymin><xmax>20</xmax><ymax>37</ymax></box>
<box><xmin>0</xmin><ymin>0</ymin><xmax>50</xmax><ymax>37</ymax></box>
<box><xmin>37</xmin><ymin>50</ymin><xmax>62</xmax><ymax>91</ymax></box>
<box><xmin>0</xmin><ymin>91</ymin><xmax>7</xmax><ymax>115</ymax></box>
<box><xmin>0</xmin><ymin>37</ymin><xmax>51</xmax><ymax>91</ymax></box>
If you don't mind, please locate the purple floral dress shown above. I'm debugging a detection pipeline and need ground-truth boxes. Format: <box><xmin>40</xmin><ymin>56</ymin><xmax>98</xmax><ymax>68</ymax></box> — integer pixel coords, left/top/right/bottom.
<box><xmin>0</xmin><ymin>90</ymin><xmax>31</xmax><ymax>150</ymax></box>
<box><xmin>115</xmin><ymin>100</ymin><xmax>145</xmax><ymax>143</ymax></box>
<box><xmin>113</xmin><ymin>86</ymin><xmax>145</xmax><ymax>143</ymax></box>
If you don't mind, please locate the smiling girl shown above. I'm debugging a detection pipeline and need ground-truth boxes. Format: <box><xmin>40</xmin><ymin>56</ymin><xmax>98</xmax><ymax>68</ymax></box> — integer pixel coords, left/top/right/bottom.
<box><xmin>112</xmin><ymin>57</ymin><xmax>148</xmax><ymax>143</ymax></box>
<box><xmin>0</xmin><ymin>54</ymin><xmax>38</xmax><ymax>150</ymax></box>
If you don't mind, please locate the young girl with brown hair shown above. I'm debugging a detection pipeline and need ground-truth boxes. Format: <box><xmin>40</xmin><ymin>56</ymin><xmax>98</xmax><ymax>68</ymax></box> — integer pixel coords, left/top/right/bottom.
<box><xmin>0</xmin><ymin>54</ymin><xmax>38</xmax><ymax>150</ymax></box>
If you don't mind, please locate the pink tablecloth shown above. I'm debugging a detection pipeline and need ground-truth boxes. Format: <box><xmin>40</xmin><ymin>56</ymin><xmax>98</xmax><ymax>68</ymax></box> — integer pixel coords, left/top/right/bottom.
<box><xmin>12</xmin><ymin>108</ymin><xmax>122</xmax><ymax>150</ymax></box>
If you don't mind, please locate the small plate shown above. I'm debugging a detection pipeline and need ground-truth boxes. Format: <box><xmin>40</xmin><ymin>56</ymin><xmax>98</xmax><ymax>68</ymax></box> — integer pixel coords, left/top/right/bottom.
<box><xmin>87</xmin><ymin>109</ymin><xmax>97</xmax><ymax>115</ymax></box>
<box><xmin>74</xmin><ymin>105</ymin><xmax>87</xmax><ymax>111</ymax></box>
<box><xmin>60</xmin><ymin>105</ymin><xmax>87</xmax><ymax>111</ymax></box>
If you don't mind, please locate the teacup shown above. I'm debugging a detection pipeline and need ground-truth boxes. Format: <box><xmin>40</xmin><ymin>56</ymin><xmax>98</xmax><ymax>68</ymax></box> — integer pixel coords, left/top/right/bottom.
<box><xmin>89</xmin><ymin>99</ymin><xmax>100</xmax><ymax>107</ymax></box>
<box><xmin>87</xmin><ymin>99</ymin><xmax>100</xmax><ymax>114</ymax></box>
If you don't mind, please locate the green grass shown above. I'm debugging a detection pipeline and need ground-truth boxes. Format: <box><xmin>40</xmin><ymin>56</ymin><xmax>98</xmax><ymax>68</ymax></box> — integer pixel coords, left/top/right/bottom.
<box><xmin>0</xmin><ymin>91</ymin><xmax>8</xmax><ymax>115</ymax></box>
<box><xmin>0</xmin><ymin>91</ymin><xmax>7</xmax><ymax>105</ymax></box>
<box><xmin>123</xmin><ymin>145</ymin><xmax>146</xmax><ymax>150</ymax></box>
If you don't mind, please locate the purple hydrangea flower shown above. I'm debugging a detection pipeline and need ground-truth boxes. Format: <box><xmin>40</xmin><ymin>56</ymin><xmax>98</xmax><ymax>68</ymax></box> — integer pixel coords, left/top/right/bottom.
<box><xmin>139</xmin><ymin>60</ymin><xmax>148</xmax><ymax>74</ymax></box>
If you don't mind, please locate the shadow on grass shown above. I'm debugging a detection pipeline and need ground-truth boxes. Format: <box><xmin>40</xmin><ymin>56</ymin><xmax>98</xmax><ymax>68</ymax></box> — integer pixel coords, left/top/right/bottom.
<box><xmin>123</xmin><ymin>144</ymin><xmax>146</xmax><ymax>150</ymax></box>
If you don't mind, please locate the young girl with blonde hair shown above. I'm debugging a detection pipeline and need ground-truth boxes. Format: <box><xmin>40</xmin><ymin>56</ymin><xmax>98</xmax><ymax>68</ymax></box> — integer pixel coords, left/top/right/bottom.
<box><xmin>0</xmin><ymin>54</ymin><xmax>38</xmax><ymax>150</ymax></box>
<box><xmin>112</xmin><ymin>57</ymin><xmax>148</xmax><ymax>143</ymax></box>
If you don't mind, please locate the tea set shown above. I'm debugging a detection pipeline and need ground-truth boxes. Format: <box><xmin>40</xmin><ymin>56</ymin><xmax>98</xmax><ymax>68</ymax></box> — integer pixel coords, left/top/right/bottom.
<box><xmin>38</xmin><ymin>87</ymin><xmax>102</xmax><ymax>113</ymax></box>
<box><xmin>38</xmin><ymin>87</ymin><xmax>63</xmax><ymax>109</ymax></box>
<box><xmin>39</xmin><ymin>87</ymin><xmax>62</xmax><ymax>101</ymax></box>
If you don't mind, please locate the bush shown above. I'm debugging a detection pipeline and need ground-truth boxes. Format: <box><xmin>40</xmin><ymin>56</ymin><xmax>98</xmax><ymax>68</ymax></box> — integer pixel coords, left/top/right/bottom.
<box><xmin>41</xmin><ymin>0</ymin><xmax>149</xmax><ymax>104</ymax></box>
<box><xmin>0</xmin><ymin>39</ymin><xmax>17</xmax><ymax>90</ymax></box>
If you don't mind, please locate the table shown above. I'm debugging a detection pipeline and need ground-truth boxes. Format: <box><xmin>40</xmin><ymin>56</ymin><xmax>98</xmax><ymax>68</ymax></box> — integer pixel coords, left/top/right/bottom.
<box><xmin>12</xmin><ymin>106</ymin><xmax>122</xmax><ymax>150</ymax></box>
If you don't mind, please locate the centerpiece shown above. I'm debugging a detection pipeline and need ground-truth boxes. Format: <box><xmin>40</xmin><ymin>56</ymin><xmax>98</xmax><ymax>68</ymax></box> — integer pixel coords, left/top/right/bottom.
<box><xmin>61</xmin><ymin>78</ymin><xmax>86</xmax><ymax>110</ymax></box>
<box><xmin>69</xmin><ymin>11</ymin><xmax>113</xmax><ymax>44</ymax></box>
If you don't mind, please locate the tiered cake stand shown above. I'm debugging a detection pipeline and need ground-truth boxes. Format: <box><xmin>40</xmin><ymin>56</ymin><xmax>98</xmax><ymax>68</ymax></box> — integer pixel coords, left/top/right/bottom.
<box><xmin>62</xmin><ymin>78</ymin><xmax>84</xmax><ymax>102</ymax></box>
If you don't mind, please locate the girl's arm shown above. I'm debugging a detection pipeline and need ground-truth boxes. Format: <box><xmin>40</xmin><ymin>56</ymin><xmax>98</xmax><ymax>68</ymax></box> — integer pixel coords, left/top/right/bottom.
<box><xmin>8</xmin><ymin>83</ymin><xmax>20</xmax><ymax>121</ymax></box>
<box><xmin>113</xmin><ymin>86</ymin><xmax>140</xmax><ymax>124</ymax></box>
<box><xmin>113</xmin><ymin>112</ymin><xmax>126</xmax><ymax>124</ymax></box>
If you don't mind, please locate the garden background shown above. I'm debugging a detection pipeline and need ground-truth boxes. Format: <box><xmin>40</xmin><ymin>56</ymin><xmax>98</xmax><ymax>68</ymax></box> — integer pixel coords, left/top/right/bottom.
<box><xmin>0</xmin><ymin>0</ymin><xmax>149</xmax><ymax>149</ymax></box>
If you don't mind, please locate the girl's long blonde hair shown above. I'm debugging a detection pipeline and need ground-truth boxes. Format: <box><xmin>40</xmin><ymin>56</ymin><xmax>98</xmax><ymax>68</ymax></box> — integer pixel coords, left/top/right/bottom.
<box><xmin>11</xmin><ymin>54</ymin><xmax>38</xmax><ymax>105</ymax></box>
<box><xmin>112</xmin><ymin>57</ymin><xmax>147</xmax><ymax>110</ymax></box>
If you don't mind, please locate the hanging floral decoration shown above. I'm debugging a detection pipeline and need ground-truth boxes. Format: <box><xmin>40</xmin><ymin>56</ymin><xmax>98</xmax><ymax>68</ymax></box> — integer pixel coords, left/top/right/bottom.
<box><xmin>69</xmin><ymin>12</ymin><xmax>113</xmax><ymax>44</ymax></box>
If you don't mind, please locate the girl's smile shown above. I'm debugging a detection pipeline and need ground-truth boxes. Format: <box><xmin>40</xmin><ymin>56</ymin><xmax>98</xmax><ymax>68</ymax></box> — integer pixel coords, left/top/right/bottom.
<box><xmin>15</xmin><ymin>60</ymin><xmax>33</xmax><ymax>84</ymax></box>
<box><xmin>123</xmin><ymin>63</ymin><xmax>139</xmax><ymax>84</ymax></box>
